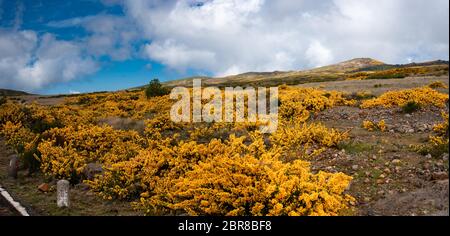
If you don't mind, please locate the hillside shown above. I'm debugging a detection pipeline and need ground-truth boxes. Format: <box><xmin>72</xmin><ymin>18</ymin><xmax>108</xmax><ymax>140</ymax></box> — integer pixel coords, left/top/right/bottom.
<box><xmin>0</xmin><ymin>73</ymin><xmax>448</xmax><ymax>216</ymax></box>
<box><xmin>160</xmin><ymin>58</ymin><xmax>448</xmax><ymax>88</ymax></box>
<box><xmin>0</xmin><ymin>89</ymin><xmax>30</xmax><ymax>96</ymax></box>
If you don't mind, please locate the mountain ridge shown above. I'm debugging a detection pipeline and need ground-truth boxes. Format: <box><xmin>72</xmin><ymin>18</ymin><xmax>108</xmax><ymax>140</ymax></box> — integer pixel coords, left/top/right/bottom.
<box><xmin>161</xmin><ymin>58</ymin><xmax>448</xmax><ymax>88</ymax></box>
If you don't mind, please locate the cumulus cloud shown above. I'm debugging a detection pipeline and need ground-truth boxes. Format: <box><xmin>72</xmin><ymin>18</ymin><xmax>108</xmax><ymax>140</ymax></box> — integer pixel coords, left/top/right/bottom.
<box><xmin>0</xmin><ymin>29</ymin><xmax>98</xmax><ymax>91</ymax></box>
<box><xmin>48</xmin><ymin>14</ymin><xmax>140</xmax><ymax>61</ymax></box>
<box><xmin>122</xmin><ymin>0</ymin><xmax>449</xmax><ymax>76</ymax></box>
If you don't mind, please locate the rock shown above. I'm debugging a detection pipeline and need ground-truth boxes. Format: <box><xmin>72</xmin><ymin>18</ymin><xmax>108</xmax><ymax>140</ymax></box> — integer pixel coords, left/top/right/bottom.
<box><xmin>389</xmin><ymin>129</ymin><xmax>395</xmax><ymax>133</ymax></box>
<box><xmin>352</xmin><ymin>165</ymin><xmax>359</xmax><ymax>170</ymax></box>
<box><xmin>365</xmin><ymin>171</ymin><xmax>371</xmax><ymax>177</ymax></box>
<box><xmin>38</xmin><ymin>183</ymin><xmax>50</xmax><ymax>192</ymax></box>
<box><xmin>407</xmin><ymin>129</ymin><xmax>415</xmax><ymax>133</ymax></box>
<box><xmin>379</xmin><ymin>174</ymin><xmax>386</xmax><ymax>179</ymax></box>
<box><xmin>82</xmin><ymin>163</ymin><xmax>103</xmax><ymax>180</ymax></box>
<box><xmin>364</xmin><ymin>178</ymin><xmax>371</xmax><ymax>183</ymax></box>
<box><xmin>391</xmin><ymin>159</ymin><xmax>401</xmax><ymax>164</ymax></box>
<box><xmin>441</xmin><ymin>153</ymin><xmax>449</xmax><ymax>161</ymax></box>
<box><xmin>8</xmin><ymin>156</ymin><xmax>19</xmax><ymax>179</ymax></box>
<box><xmin>405</xmin><ymin>114</ymin><xmax>412</xmax><ymax>118</ymax></box>
<box><xmin>425</xmin><ymin>154</ymin><xmax>432</xmax><ymax>159</ymax></box>
<box><xmin>372</xmin><ymin>155</ymin><xmax>377</xmax><ymax>160</ymax></box>
<box><xmin>432</xmin><ymin>172</ymin><xmax>449</xmax><ymax>180</ymax></box>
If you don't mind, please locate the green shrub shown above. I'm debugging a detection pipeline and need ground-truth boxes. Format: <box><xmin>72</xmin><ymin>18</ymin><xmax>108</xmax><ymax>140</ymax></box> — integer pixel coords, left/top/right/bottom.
<box><xmin>145</xmin><ymin>79</ymin><xmax>169</xmax><ymax>98</ymax></box>
<box><xmin>402</xmin><ymin>101</ymin><xmax>421</xmax><ymax>113</ymax></box>
<box><xmin>367</xmin><ymin>73</ymin><xmax>406</xmax><ymax>80</ymax></box>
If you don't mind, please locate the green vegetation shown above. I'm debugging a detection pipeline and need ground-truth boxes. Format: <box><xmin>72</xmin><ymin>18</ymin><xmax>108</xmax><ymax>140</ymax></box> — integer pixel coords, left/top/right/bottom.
<box><xmin>402</xmin><ymin>101</ymin><xmax>421</xmax><ymax>113</ymax></box>
<box><xmin>366</xmin><ymin>73</ymin><xmax>406</xmax><ymax>80</ymax></box>
<box><xmin>0</xmin><ymin>96</ymin><xmax>6</xmax><ymax>105</ymax></box>
<box><xmin>346</xmin><ymin>91</ymin><xmax>375</xmax><ymax>100</ymax></box>
<box><xmin>337</xmin><ymin>141</ymin><xmax>374</xmax><ymax>154</ymax></box>
<box><xmin>145</xmin><ymin>78</ymin><xmax>169</xmax><ymax>98</ymax></box>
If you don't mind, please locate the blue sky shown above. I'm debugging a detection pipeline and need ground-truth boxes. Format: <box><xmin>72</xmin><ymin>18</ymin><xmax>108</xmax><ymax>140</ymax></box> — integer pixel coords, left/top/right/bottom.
<box><xmin>0</xmin><ymin>0</ymin><xmax>448</xmax><ymax>94</ymax></box>
<box><xmin>0</xmin><ymin>0</ymin><xmax>211</xmax><ymax>94</ymax></box>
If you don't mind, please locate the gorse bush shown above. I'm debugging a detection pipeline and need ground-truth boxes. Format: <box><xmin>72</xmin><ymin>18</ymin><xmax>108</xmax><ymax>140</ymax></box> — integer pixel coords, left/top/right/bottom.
<box><xmin>145</xmin><ymin>79</ymin><xmax>169</xmax><ymax>98</ymax></box>
<box><xmin>427</xmin><ymin>81</ymin><xmax>448</xmax><ymax>89</ymax></box>
<box><xmin>0</xmin><ymin>85</ymin><xmax>361</xmax><ymax>216</ymax></box>
<box><xmin>411</xmin><ymin>111</ymin><xmax>449</xmax><ymax>157</ymax></box>
<box><xmin>361</xmin><ymin>86</ymin><xmax>448</xmax><ymax>109</ymax></box>
<box><xmin>362</xmin><ymin>120</ymin><xmax>386</xmax><ymax>132</ymax></box>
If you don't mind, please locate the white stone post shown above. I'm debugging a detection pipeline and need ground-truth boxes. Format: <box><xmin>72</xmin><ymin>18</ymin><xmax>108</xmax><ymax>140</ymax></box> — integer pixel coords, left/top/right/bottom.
<box><xmin>57</xmin><ymin>179</ymin><xmax>70</xmax><ymax>208</ymax></box>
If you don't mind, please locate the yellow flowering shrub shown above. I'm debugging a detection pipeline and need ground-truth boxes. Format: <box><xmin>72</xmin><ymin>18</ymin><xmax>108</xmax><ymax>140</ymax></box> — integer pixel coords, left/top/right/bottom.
<box><xmin>37</xmin><ymin>124</ymin><xmax>146</xmax><ymax>181</ymax></box>
<box><xmin>433</xmin><ymin>111</ymin><xmax>449</xmax><ymax>136</ymax></box>
<box><xmin>361</xmin><ymin>86</ymin><xmax>448</xmax><ymax>109</ymax></box>
<box><xmin>271</xmin><ymin>122</ymin><xmax>348</xmax><ymax>150</ymax></box>
<box><xmin>0</xmin><ymin>121</ymin><xmax>36</xmax><ymax>152</ymax></box>
<box><xmin>428</xmin><ymin>81</ymin><xmax>448</xmax><ymax>89</ymax></box>
<box><xmin>411</xmin><ymin>111</ymin><xmax>449</xmax><ymax>157</ymax></box>
<box><xmin>362</xmin><ymin>120</ymin><xmax>386</xmax><ymax>132</ymax></box>
<box><xmin>133</xmin><ymin>134</ymin><xmax>353</xmax><ymax>216</ymax></box>
<box><xmin>279</xmin><ymin>87</ymin><xmax>355</xmax><ymax>122</ymax></box>
<box><xmin>1</xmin><ymin>85</ymin><xmax>357</xmax><ymax>215</ymax></box>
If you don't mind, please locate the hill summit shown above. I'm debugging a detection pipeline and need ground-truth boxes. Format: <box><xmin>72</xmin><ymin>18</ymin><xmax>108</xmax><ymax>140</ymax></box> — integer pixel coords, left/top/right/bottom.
<box><xmin>309</xmin><ymin>58</ymin><xmax>385</xmax><ymax>73</ymax></box>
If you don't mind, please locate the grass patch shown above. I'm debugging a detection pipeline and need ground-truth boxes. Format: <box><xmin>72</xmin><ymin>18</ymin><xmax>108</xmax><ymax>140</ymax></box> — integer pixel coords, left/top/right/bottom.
<box><xmin>337</xmin><ymin>141</ymin><xmax>374</xmax><ymax>154</ymax></box>
<box><xmin>346</xmin><ymin>91</ymin><xmax>375</xmax><ymax>101</ymax></box>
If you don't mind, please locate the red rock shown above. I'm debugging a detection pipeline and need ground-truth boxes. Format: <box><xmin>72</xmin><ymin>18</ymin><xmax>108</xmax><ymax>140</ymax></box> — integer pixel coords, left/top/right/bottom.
<box><xmin>38</xmin><ymin>183</ymin><xmax>50</xmax><ymax>192</ymax></box>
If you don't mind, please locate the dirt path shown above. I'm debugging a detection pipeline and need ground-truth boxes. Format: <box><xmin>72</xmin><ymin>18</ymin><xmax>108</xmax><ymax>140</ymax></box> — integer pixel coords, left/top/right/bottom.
<box><xmin>297</xmin><ymin>76</ymin><xmax>449</xmax><ymax>95</ymax></box>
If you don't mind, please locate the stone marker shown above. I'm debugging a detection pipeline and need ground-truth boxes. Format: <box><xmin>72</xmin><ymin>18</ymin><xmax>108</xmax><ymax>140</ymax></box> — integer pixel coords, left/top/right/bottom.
<box><xmin>8</xmin><ymin>156</ymin><xmax>18</xmax><ymax>179</ymax></box>
<box><xmin>57</xmin><ymin>180</ymin><xmax>70</xmax><ymax>208</ymax></box>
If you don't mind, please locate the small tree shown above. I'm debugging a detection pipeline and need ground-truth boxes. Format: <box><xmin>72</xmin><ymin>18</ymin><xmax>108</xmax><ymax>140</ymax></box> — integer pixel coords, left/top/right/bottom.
<box><xmin>145</xmin><ymin>78</ymin><xmax>169</xmax><ymax>98</ymax></box>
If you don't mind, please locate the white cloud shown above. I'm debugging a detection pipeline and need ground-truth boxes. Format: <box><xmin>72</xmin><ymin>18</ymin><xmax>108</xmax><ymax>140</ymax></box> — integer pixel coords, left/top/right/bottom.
<box><xmin>305</xmin><ymin>41</ymin><xmax>333</xmax><ymax>67</ymax></box>
<box><xmin>0</xmin><ymin>30</ymin><xmax>98</xmax><ymax>91</ymax></box>
<box><xmin>48</xmin><ymin>14</ymin><xmax>140</xmax><ymax>61</ymax></box>
<box><xmin>144</xmin><ymin>40</ymin><xmax>217</xmax><ymax>71</ymax></box>
<box><xmin>122</xmin><ymin>0</ymin><xmax>449</xmax><ymax>75</ymax></box>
